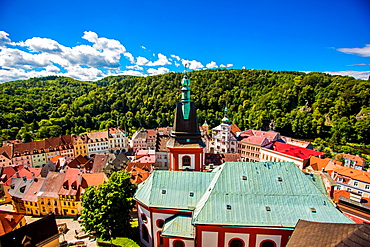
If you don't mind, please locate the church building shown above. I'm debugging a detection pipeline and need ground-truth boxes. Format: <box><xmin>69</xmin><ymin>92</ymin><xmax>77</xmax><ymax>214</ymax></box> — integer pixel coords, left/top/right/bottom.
<box><xmin>134</xmin><ymin>74</ymin><xmax>354</xmax><ymax>247</ymax></box>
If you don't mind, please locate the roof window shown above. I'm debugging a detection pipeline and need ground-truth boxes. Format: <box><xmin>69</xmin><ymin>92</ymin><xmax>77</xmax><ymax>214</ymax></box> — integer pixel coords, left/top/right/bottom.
<box><xmin>189</xmin><ymin>192</ymin><xmax>194</xmax><ymax>197</ymax></box>
<box><xmin>265</xmin><ymin>206</ymin><xmax>271</xmax><ymax>211</ymax></box>
<box><xmin>310</xmin><ymin>207</ymin><xmax>316</xmax><ymax>213</ymax></box>
<box><xmin>277</xmin><ymin>177</ymin><xmax>282</xmax><ymax>181</ymax></box>
<box><xmin>242</xmin><ymin>175</ymin><xmax>247</xmax><ymax>180</ymax></box>
<box><xmin>161</xmin><ymin>189</ymin><xmax>166</xmax><ymax>194</ymax></box>
<box><xmin>227</xmin><ymin>205</ymin><xmax>231</xmax><ymax>210</ymax></box>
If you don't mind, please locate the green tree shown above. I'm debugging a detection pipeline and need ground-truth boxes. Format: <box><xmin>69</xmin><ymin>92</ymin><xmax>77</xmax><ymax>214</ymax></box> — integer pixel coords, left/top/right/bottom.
<box><xmin>81</xmin><ymin>171</ymin><xmax>137</xmax><ymax>240</ymax></box>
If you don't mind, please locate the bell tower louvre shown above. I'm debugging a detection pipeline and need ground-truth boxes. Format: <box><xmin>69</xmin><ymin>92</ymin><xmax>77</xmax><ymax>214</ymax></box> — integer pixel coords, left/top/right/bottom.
<box><xmin>166</xmin><ymin>74</ymin><xmax>206</xmax><ymax>171</ymax></box>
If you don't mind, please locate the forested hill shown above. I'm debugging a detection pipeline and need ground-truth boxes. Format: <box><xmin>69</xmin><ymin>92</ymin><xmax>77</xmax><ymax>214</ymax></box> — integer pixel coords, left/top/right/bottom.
<box><xmin>0</xmin><ymin>69</ymin><xmax>369</xmax><ymax>145</ymax></box>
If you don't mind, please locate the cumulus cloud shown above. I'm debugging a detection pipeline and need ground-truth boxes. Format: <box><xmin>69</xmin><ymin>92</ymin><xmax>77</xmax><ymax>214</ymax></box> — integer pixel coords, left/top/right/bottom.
<box><xmin>171</xmin><ymin>54</ymin><xmax>180</xmax><ymax>61</ymax></box>
<box><xmin>337</xmin><ymin>44</ymin><xmax>370</xmax><ymax>57</ymax></box>
<box><xmin>141</xmin><ymin>46</ymin><xmax>146</xmax><ymax>49</ymax></box>
<box><xmin>182</xmin><ymin>59</ymin><xmax>204</xmax><ymax>70</ymax></box>
<box><xmin>206</xmin><ymin>61</ymin><xmax>218</xmax><ymax>69</ymax></box>
<box><xmin>126</xmin><ymin>64</ymin><xmax>144</xmax><ymax>70</ymax></box>
<box><xmin>0</xmin><ymin>31</ymin><xmax>12</xmax><ymax>47</ymax></box>
<box><xmin>135</xmin><ymin>53</ymin><xmax>171</xmax><ymax>66</ymax></box>
<box><xmin>147</xmin><ymin>67</ymin><xmax>170</xmax><ymax>75</ymax></box>
<box><xmin>220</xmin><ymin>64</ymin><xmax>233</xmax><ymax>68</ymax></box>
<box><xmin>324</xmin><ymin>70</ymin><xmax>370</xmax><ymax>80</ymax></box>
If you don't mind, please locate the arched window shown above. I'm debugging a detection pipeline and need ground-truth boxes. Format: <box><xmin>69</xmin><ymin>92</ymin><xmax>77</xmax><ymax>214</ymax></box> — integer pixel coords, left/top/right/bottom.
<box><xmin>142</xmin><ymin>224</ymin><xmax>149</xmax><ymax>243</ymax></box>
<box><xmin>141</xmin><ymin>213</ymin><xmax>148</xmax><ymax>223</ymax></box>
<box><xmin>261</xmin><ymin>240</ymin><xmax>276</xmax><ymax>247</ymax></box>
<box><xmin>157</xmin><ymin>219</ymin><xmax>165</xmax><ymax>228</ymax></box>
<box><xmin>182</xmin><ymin>156</ymin><xmax>190</xmax><ymax>166</ymax></box>
<box><xmin>229</xmin><ymin>238</ymin><xmax>244</xmax><ymax>247</ymax></box>
<box><xmin>173</xmin><ymin>240</ymin><xmax>184</xmax><ymax>247</ymax></box>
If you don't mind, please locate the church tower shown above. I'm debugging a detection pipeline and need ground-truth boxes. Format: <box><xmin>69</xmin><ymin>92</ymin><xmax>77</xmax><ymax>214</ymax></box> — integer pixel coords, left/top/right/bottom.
<box><xmin>166</xmin><ymin>75</ymin><xmax>205</xmax><ymax>171</ymax></box>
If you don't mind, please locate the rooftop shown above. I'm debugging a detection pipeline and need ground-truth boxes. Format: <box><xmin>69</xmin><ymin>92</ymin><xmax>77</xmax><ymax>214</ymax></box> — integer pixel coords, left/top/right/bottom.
<box><xmin>272</xmin><ymin>142</ymin><xmax>325</xmax><ymax>160</ymax></box>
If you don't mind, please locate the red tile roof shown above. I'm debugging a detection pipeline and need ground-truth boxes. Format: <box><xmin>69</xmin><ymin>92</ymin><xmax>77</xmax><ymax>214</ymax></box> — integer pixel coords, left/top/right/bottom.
<box><xmin>58</xmin><ymin>168</ymin><xmax>81</xmax><ymax>196</ymax></box>
<box><xmin>272</xmin><ymin>142</ymin><xmax>325</xmax><ymax>160</ymax></box>
<box><xmin>4</xmin><ymin>167</ymin><xmax>41</xmax><ymax>186</ymax></box>
<box><xmin>240</xmin><ymin>136</ymin><xmax>268</xmax><ymax>146</ymax></box>
<box><xmin>90</xmin><ymin>154</ymin><xmax>108</xmax><ymax>173</ymax></box>
<box><xmin>333</xmin><ymin>166</ymin><xmax>370</xmax><ymax>183</ymax></box>
<box><xmin>229</xmin><ymin>124</ymin><xmax>241</xmax><ymax>137</ymax></box>
<box><xmin>222</xmin><ymin>153</ymin><xmax>242</xmax><ymax>162</ymax></box>
<box><xmin>0</xmin><ymin>146</ymin><xmax>12</xmax><ymax>159</ymax></box>
<box><xmin>81</xmin><ymin>173</ymin><xmax>107</xmax><ymax>189</ymax></box>
<box><xmin>86</xmin><ymin>131</ymin><xmax>108</xmax><ymax>143</ymax></box>
<box><xmin>67</xmin><ymin>155</ymin><xmax>89</xmax><ymax>169</ymax></box>
<box><xmin>338</xmin><ymin>153</ymin><xmax>366</xmax><ymax>167</ymax></box>
<box><xmin>309</xmin><ymin>156</ymin><xmax>330</xmax><ymax>171</ymax></box>
<box><xmin>0</xmin><ymin>165</ymin><xmax>24</xmax><ymax>183</ymax></box>
<box><xmin>0</xmin><ymin>210</ymin><xmax>24</xmax><ymax>236</ymax></box>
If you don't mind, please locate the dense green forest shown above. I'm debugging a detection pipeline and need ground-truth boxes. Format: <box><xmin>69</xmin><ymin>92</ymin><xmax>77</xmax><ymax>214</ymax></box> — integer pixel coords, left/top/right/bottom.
<box><xmin>0</xmin><ymin>69</ymin><xmax>369</xmax><ymax>147</ymax></box>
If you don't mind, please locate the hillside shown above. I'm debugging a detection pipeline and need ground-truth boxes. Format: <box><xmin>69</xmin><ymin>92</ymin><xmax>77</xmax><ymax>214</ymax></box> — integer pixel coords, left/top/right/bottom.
<box><xmin>0</xmin><ymin>69</ymin><xmax>369</xmax><ymax>145</ymax></box>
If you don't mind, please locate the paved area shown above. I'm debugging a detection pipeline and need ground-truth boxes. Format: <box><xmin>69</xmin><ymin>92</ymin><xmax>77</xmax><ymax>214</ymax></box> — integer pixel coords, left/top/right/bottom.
<box><xmin>0</xmin><ymin>203</ymin><xmax>97</xmax><ymax>246</ymax></box>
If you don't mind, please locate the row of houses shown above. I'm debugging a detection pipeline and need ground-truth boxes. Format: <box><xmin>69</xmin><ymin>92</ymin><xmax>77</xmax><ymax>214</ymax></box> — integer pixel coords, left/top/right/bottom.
<box><xmin>0</xmin><ymin>127</ymin><xmax>129</xmax><ymax>167</ymax></box>
<box><xmin>7</xmin><ymin>167</ymin><xmax>107</xmax><ymax>216</ymax></box>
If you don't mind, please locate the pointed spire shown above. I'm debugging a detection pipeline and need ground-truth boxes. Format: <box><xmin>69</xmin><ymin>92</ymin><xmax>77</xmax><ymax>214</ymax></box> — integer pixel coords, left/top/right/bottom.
<box><xmin>181</xmin><ymin>75</ymin><xmax>191</xmax><ymax>120</ymax></box>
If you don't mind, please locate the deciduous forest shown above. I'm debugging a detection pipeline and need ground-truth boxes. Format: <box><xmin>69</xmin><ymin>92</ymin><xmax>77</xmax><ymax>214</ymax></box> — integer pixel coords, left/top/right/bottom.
<box><xmin>1</xmin><ymin>69</ymin><xmax>369</xmax><ymax>147</ymax></box>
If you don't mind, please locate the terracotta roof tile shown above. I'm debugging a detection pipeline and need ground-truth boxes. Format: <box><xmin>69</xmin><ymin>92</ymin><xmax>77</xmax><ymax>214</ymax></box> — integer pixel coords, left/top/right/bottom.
<box><xmin>81</xmin><ymin>173</ymin><xmax>107</xmax><ymax>189</ymax></box>
<box><xmin>333</xmin><ymin>166</ymin><xmax>370</xmax><ymax>183</ymax></box>
<box><xmin>310</xmin><ymin>156</ymin><xmax>330</xmax><ymax>171</ymax></box>
<box><xmin>4</xmin><ymin>167</ymin><xmax>41</xmax><ymax>186</ymax></box>
<box><xmin>58</xmin><ymin>168</ymin><xmax>81</xmax><ymax>196</ymax></box>
<box><xmin>229</xmin><ymin>124</ymin><xmax>241</xmax><ymax>137</ymax></box>
<box><xmin>39</xmin><ymin>172</ymin><xmax>66</xmax><ymax>199</ymax></box>
<box><xmin>0</xmin><ymin>211</ymin><xmax>24</xmax><ymax>236</ymax></box>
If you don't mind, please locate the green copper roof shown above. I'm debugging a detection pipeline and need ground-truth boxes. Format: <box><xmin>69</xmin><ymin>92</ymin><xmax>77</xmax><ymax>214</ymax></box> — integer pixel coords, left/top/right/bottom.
<box><xmin>135</xmin><ymin>162</ymin><xmax>353</xmax><ymax>229</ymax></box>
<box><xmin>181</xmin><ymin>75</ymin><xmax>191</xmax><ymax>120</ymax></box>
<box><xmin>192</xmin><ymin>162</ymin><xmax>353</xmax><ymax>227</ymax></box>
<box><xmin>134</xmin><ymin>170</ymin><xmax>215</xmax><ymax>210</ymax></box>
<box><xmin>161</xmin><ymin>214</ymin><xmax>194</xmax><ymax>239</ymax></box>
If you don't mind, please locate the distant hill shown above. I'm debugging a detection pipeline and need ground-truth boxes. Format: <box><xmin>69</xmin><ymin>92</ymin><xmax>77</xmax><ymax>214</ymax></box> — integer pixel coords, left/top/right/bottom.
<box><xmin>0</xmin><ymin>69</ymin><xmax>369</xmax><ymax>145</ymax></box>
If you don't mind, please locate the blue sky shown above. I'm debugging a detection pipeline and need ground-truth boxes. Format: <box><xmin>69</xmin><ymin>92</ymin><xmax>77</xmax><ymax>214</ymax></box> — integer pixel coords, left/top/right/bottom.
<box><xmin>0</xmin><ymin>0</ymin><xmax>369</xmax><ymax>82</ymax></box>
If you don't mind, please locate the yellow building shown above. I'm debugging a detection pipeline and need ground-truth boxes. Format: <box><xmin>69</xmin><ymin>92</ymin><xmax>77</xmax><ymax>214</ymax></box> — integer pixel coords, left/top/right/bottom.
<box><xmin>59</xmin><ymin>168</ymin><xmax>82</xmax><ymax>216</ymax></box>
<box><xmin>22</xmin><ymin>178</ymin><xmax>44</xmax><ymax>216</ymax></box>
<box><xmin>37</xmin><ymin>172</ymin><xmax>65</xmax><ymax>216</ymax></box>
<box><xmin>73</xmin><ymin>135</ymin><xmax>88</xmax><ymax>157</ymax></box>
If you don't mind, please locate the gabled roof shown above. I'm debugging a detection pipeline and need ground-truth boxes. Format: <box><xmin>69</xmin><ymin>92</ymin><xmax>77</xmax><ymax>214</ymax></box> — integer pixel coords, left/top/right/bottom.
<box><xmin>135</xmin><ymin>171</ymin><xmax>216</xmax><ymax>210</ymax></box>
<box><xmin>240</xmin><ymin>136</ymin><xmax>268</xmax><ymax>146</ymax></box>
<box><xmin>0</xmin><ymin>165</ymin><xmax>24</xmax><ymax>183</ymax></box>
<box><xmin>8</xmin><ymin>178</ymin><xmax>34</xmax><ymax>199</ymax></box>
<box><xmin>58</xmin><ymin>168</ymin><xmax>81</xmax><ymax>196</ymax></box>
<box><xmin>333</xmin><ymin>166</ymin><xmax>370</xmax><ymax>183</ymax></box>
<box><xmin>0</xmin><ymin>214</ymin><xmax>58</xmax><ymax>246</ymax></box>
<box><xmin>0</xmin><ymin>210</ymin><xmax>24</xmax><ymax>236</ymax></box>
<box><xmin>339</xmin><ymin>153</ymin><xmax>366</xmax><ymax>166</ymax></box>
<box><xmin>146</xmin><ymin>129</ymin><xmax>157</xmax><ymax>139</ymax></box>
<box><xmin>286</xmin><ymin>220</ymin><xmax>368</xmax><ymax>247</ymax></box>
<box><xmin>309</xmin><ymin>156</ymin><xmax>330</xmax><ymax>171</ymax></box>
<box><xmin>81</xmin><ymin>173</ymin><xmax>107</xmax><ymax>189</ymax></box>
<box><xmin>67</xmin><ymin>155</ymin><xmax>89</xmax><ymax>169</ymax></box>
<box><xmin>38</xmin><ymin>172</ymin><xmax>66</xmax><ymax>199</ymax></box>
<box><xmin>22</xmin><ymin>177</ymin><xmax>45</xmax><ymax>202</ymax></box>
<box><xmin>86</xmin><ymin>131</ymin><xmax>108</xmax><ymax>143</ymax></box>
<box><xmin>272</xmin><ymin>142</ymin><xmax>325</xmax><ymax>160</ymax></box>
<box><xmin>229</xmin><ymin>124</ymin><xmax>241</xmax><ymax>137</ymax></box>
<box><xmin>90</xmin><ymin>154</ymin><xmax>109</xmax><ymax>173</ymax></box>
<box><xmin>222</xmin><ymin>153</ymin><xmax>242</xmax><ymax>162</ymax></box>
<box><xmin>4</xmin><ymin>167</ymin><xmax>41</xmax><ymax>186</ymax></box>
<box><xmin>0</xmin><ymin>146</ymin><xmax>12</xmax><ymax>159</ymax></box>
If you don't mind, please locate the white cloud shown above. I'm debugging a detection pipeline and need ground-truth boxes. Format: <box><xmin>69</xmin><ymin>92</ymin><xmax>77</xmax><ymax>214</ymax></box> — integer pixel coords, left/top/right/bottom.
<box><xmin>174</xmin><ymin>61</ymin><xmax>180</xmax><ymax>67</ymax></box>
<box><xmin>171</xmin><ymin>54</ymin><xmax>180</xmax><ymax>61</ymax></box>
<box><xmin>141</xmin><ymin>46</ymin><xmax>146</xmax><ymax>49</ymax></box>
<box><xmin>337</xmin><ymin>44</ymin><xmax>370</xmax><ymax>57</ymax></box>
<box><xmin>220</xmin><ymin>64</ymin><xmax>233</xmax><ymax>68</ymax></box>
<box><xmin>345</xmin><ymin>63</ymin><xmax>370</xmax><ymax>66</ymax></box>
<box><xmin>206</xmin><ymin>61</ymin><xmax>218</xmax><ymax>69</ymax></box>
<box><xmin>135</xmin><ymin>53</ymin><xmax>171</xmax><ymax>66</ymax></box>
<box><xmin>0</xmin><ymin>31</ymin><xmax>12</xmax><ymax>47</ymax></box>
<box><xmin>147</xmin><ymin>67</ymin><xmax>170</xmax><ymax>75</ymax></box>
<box><xmin>136</xmin><ymin>56</ymin><xmax>149</xmax><ymax>66</ymax></box>
<box><xmin>181</xmin><ymin>59</ymin><xmax>204</xmax><ymax>70</ymax></box>
<box><xmin>324</xmin><ymin>70</ymin><xmax>370</xmax><ymax>80</ymax></box>
<box><xmin>126</xmin><ymin>64</ymin><xmax>144</xmax><ymax>70</ymax></box>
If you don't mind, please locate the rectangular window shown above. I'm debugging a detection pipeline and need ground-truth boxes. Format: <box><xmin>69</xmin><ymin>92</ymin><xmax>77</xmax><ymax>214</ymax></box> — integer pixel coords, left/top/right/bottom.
<box><xmin>365</xmin><ymin>185</ymin><xmax>370</xmax><ymax>190</ymax></box>
<box><xmin>354</xmin><ymin>181</ymin><xmax>359</xmax><ymax>186</ymax></box>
